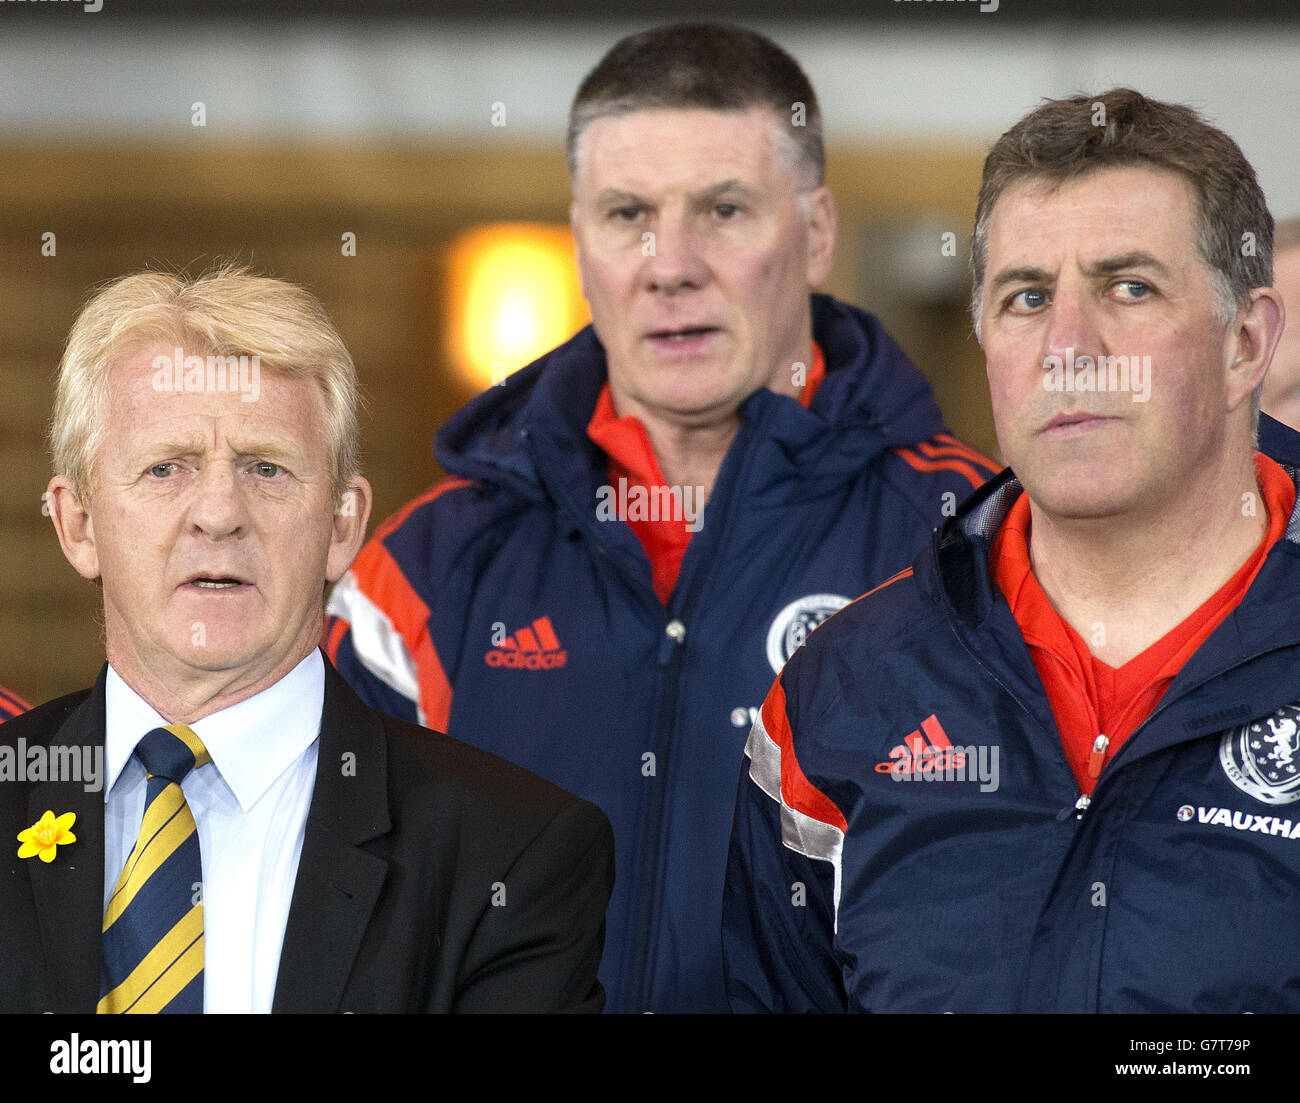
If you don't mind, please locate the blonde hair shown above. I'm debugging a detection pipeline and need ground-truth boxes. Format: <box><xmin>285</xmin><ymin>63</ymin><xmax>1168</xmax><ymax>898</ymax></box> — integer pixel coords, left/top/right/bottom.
<box><xmin>49</xmin><ymin>264</ymin><xmax>360</xmax><ymax>504</ymax></box>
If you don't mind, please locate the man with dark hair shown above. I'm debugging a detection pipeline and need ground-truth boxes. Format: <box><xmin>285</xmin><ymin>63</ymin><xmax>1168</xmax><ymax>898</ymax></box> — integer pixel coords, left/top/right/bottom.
<box><xmin>724</xmin><ymin>88</ymin><xmax>1298</xmax><ymax>1012</ymax></box>
<box><xmin>1261</xmin><ymin>219</ymin><xmax>1300</xmax><ymax>429</ymax></box>
<box><xmin>325</xmin><ymin>23</ymin><xmax>995</xmax><ymax>1012</ymax></box>
<box><xmin>565</xmin><ymin>22</ymin><xmax>826</xmax><ymax>186</ymax></box>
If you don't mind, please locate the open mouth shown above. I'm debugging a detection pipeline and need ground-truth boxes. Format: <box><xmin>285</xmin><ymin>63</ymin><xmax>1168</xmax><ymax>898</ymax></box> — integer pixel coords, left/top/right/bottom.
<box><xmin>648</xmin><ymin>327</ymin><xmax>718</xmax><ymax>341</ymax></box>
<box><xmin>183</xmin><ymin>575</ymin><xmax>249</xmax><ymax>590</ymax></box>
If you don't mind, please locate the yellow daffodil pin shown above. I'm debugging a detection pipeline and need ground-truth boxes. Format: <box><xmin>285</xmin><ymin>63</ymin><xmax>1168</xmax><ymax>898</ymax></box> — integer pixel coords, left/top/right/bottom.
<box><xmin>17</xmin><ymin>810</ymin><xmax>77</xmax><ymax>863</ymax></box>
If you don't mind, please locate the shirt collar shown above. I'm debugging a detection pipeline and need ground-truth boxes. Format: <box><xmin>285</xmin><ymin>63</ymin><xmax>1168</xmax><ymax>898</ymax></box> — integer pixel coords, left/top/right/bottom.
<box><xmin>104</xmin><ymin>649</ymin><xmax>324</xmax><ymax>812</ymax></box>
<box><xmin>988</xmin><ymin>451</ymin><xmax>1299</xmax><ymax>672</ymax></box>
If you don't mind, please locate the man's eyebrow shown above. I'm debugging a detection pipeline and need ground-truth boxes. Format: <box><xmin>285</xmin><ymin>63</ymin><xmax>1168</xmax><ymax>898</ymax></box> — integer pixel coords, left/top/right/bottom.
<box><xmin>130</xmin><ymin>436</ymin><xmax>206</xmax><ymax>459</ymax></box>
<box><xmin>126</xmin><ymin>439</ymin><xmax>303</xmax><ymax>462</ymax></box>
<box><xmin>694</xmin><ymin>179</ymin><xmax>757</xmax><ymax>199</ymax></box>
<box><xmin>987</xmin><ymin>253</ymin><xmax>1173</xmax><ymax>296</ymax></box>
<box><xmin>1083</xmin><ymin>251</ymin><xmax>1171</xmax><ymax>279</ymax></box>
<box><xmin>594</xmin><ymin>188</ymin><xmax>644</xmax><ymax>207</ymax></box>
<box><xmin>230</xmin><ymin>441</ymin><xmax>304</xmax><ymax>462</ymax></box>
<box><xmin>987</xmin><ymin>266</ymin><xmax>1053</xmax><ymax>295</ymax></box>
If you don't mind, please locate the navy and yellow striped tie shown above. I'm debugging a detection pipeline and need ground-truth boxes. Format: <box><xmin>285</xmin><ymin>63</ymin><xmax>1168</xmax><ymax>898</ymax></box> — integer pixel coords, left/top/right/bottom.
<box><xmin>99</xmin><ymin>724</ymin><xmax>209</xmax><ymax>1014</ymax></box>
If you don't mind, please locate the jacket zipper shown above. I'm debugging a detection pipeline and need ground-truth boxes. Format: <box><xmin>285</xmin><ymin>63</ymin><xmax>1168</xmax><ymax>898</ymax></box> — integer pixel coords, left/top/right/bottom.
<box><xmin>1085</xmin><ymin>640</ymin><xmax>1300</xmax><ymax>804</ymax></box>
<box><xmin>1086</xmin><ymin>734</ymin><xmax>1109</xmax><ymax>780</ymax></box>
<box><xmin>624</xmin><ymin>412</ymin><xmax>768</xmax><ymax>1011</ymax></box>
<box><xmin>627</xmin><ymin>623</ymin><xmax>686</xmax><ymax>1010</ymax></box>
<box><xmin>944</xmin><ymin>554</ymin><xmax>1300</xmax><ymax>1009</ymax></box>
<box><xmin>951</xmin><ymin>608</ymin><xmax>1300</xmax><ymax>819</ymax></box>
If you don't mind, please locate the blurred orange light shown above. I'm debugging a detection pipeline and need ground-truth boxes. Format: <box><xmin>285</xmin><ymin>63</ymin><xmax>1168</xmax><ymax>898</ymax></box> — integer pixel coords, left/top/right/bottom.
<box><xmin>445</xmin><ymin>223</ymin><xmax>589</xmax><ymax>391</ymax></box>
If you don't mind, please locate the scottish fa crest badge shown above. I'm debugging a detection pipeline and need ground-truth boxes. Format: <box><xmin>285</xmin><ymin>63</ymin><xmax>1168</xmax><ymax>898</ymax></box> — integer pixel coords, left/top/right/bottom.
<box><xmin>765</xmin><ymin>593</ymin><xmax>850</xmax><ymax>674</ymax></box>
<box><xmin>1220</xmin><ymin>706</ymin><xmax>1300</xmax><ymax>805</ymax></box>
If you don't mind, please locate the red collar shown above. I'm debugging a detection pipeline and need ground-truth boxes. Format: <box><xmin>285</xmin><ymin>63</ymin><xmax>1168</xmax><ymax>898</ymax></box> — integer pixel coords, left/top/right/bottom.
<box><xmin>586</xmin><ymin>342</ymin><xmax>826</xmax><ymax>603</ymax></box>
<box><xmin>991</xmin><ymin>452</ymin><xmax>1296</xmax><ymax>791</ymax></box>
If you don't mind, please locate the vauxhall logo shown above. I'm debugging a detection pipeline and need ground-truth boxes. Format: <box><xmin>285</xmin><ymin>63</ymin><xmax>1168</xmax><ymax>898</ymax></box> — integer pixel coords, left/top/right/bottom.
<box><xmin>1176</xmin><ymin>803</ymin><xmax>1300</xmax><ymax>840</ymax></box>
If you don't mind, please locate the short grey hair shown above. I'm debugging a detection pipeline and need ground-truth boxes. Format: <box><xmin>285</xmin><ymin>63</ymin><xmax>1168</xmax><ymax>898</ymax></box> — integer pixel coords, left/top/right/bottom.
<box><xmin>567</xmin><ymin>23</ymin><xmax>824</xmax><ymax>191</ymax></box>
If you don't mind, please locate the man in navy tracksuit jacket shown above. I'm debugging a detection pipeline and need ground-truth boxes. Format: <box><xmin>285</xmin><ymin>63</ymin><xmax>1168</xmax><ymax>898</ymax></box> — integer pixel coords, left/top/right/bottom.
<box><xmin>323</xmin><ymin>25</ymin><xmax>996</xmax><ymax>1013</ymax></box>
<box><xmin>324</xmin><ymin>294</ymin><xmax>993</xmax><ymax>1013</ymax></box>
<box><xmin>724</xmin><ymin>89</ymin><xmax>1300</xmax><ymax>1012</ymax></box>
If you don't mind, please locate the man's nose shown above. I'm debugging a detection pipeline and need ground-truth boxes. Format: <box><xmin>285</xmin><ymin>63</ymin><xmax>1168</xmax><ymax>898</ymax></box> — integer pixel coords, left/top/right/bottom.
<box><xmin>1042</xmin><ymin>279</ymin><xmax>1103</xmax><ymax>367</ymax></box>
<box><xmin>642</xmin><ymin>212</ymin><xmax>710</xmax><ymax>294</ymax></box>
<box><xmin>188</xmin><ymin>463</ymin><xmax>248</xmax><ymax>538</ymax></box>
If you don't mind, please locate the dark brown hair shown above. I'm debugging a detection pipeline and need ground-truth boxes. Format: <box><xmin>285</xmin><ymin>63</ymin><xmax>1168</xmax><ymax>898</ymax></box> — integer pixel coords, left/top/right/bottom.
<box><xmin>971</xmin><ymin>88</ymin><xmax>1274</xmax><ymax>334</ymax></box>
<box><xmin>567</xmin><ymin>23</ymin><xmax>823</xmax><ymax>188</ymax></box>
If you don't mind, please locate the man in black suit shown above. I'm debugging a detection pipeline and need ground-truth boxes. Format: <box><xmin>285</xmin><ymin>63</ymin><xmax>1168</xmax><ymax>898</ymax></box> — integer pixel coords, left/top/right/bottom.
<box><xmin>2</xmin><ymin>265</ymin><xmax>612</xmax><ymax>1013</ymax></box>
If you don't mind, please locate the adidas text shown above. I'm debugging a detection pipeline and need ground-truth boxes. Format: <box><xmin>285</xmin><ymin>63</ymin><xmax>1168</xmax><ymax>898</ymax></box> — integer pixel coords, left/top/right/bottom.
<box><xmin>483</xmin><ymin>615</ymin><xmax>567</xmax><ymax>670</ymax></box>
<box><xmin>874</xmin><ymin>714</ymin><xmax>1000</xmax><ymax>792</ymax></box>
<box><xmin>485</xmin><ymin>649</ymin><xmax>567</xmax><ymax>669</ymax></box>
<box><xmin>886</xmin><ymin>743</ymin><xmax>1000</xmax><ymax>792</ymax></box>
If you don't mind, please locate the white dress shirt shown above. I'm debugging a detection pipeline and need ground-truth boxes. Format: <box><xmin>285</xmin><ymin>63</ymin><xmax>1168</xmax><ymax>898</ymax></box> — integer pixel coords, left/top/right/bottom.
<box><xmin>103</xmin><ymin>649</ymin><xmax>323</xmax><ymax>1013</ymax></box>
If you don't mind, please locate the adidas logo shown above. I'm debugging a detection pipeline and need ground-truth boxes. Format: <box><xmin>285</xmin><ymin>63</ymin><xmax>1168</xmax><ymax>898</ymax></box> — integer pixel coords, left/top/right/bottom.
<box><xmin>874</xmin><ymin>713</ymin><xmax>967</xmax><ymax>777</ymax></box>
<box><xmin>484</xmin><ymin>616</ymin><xmax>568</xmax><ymax>670</ymax></box>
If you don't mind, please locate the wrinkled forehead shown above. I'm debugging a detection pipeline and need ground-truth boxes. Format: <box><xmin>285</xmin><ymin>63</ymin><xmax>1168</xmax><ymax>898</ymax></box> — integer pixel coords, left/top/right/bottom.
<box><xmin>103</xmin><ymin>342</ymin><xmax>323</xmax><ymax>456</ymax></box>
<box><xmin>985</xmin><ymin>165</ymin><xmax>1202</xmax><ymax>269</ymax></box>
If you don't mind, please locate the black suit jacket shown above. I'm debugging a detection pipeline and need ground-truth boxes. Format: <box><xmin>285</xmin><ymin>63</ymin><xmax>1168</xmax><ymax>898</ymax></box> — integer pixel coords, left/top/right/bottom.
<box><xmin>0</xmin><ymin>653</ymin><xmax>614</xmax><ymax>1012</ymax></box>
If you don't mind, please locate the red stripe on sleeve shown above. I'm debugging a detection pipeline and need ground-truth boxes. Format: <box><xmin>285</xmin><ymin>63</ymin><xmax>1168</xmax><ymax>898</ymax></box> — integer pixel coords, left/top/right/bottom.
<box><xmin>850</xmin><ymin>567</ymin><xmax>913</xmax><ymax>609</ymax></box>
<box><xmin>932</xmin><ymin>433</ymin><xmax>1000</xmax><ymax>473</ymax></box>
<box><xmin>1</xmin><ymin>686</ymin><xmax>30</xmax><ymax>708</ymax></box>
<box><xmin>0</xmin><ymin>687</ymin><xmax>31</xmax><ymax>718</ymax></box>
<box><xmin>761</xmin><ymin>678</ymin><xmax>848</xmax><ymax>833</ymax></box>
<box><xmin>349</xmin><ymin>539</ymin><xmax>454</xmax><ymax>733</ymax></box>
<box><xmin>893</xmin><ymin>448</ymin><xmax>987</xmax><ymax>490</ymax></box>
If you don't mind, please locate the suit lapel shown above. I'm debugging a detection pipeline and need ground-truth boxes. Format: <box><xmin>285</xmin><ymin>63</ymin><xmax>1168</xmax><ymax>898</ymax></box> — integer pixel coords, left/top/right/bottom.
<box><xmin>273</xmin><ymin>653</ymin><xmax>391</xmax><ymax>1012</ymax></box>
<box><xmin>26</xmin><ymin>667</ymin><xmax>108</xmax><ymax>1013</ymax></box>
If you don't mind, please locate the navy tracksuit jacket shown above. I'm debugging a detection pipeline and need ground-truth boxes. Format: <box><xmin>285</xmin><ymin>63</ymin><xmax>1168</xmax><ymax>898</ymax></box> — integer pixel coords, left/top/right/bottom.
<box><xmin>725</xmin><ymin>415</ymin><xmax>1300</xmax><ymax>1012</ymax></box>
<box><xmin>326</xmin><ymin>294</ymin><xmax>997</xmax><ymax>1010</ymax></box>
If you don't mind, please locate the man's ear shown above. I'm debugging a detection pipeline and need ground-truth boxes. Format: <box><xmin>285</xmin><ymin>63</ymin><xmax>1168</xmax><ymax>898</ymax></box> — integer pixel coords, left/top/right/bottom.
<box><xmin>326</xmin><ymin>475</ymin><xmax>373</xmax><ymax>583</ymax></box>
<box><xmin>804</xmin><ymin>185</ymin><xmax>837</xmax><ymax>289</ymax></box>
<box><xmin>1227</xmin><ymin>286</ymin><xmax>1285</xmax><ymax>413</ymax></box>
<box><xmin>46</xmin><ymin>475</ymin><xmax>101</xmax><ymax>581</ymax></box>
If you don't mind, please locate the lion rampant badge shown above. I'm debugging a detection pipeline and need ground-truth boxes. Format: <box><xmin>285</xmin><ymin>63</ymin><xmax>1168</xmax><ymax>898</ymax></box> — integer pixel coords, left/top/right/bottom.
<box><xmin>1220</xmin><ymin>706</ymin><xmax>1300</xmax><ymax>805</ymax></box>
